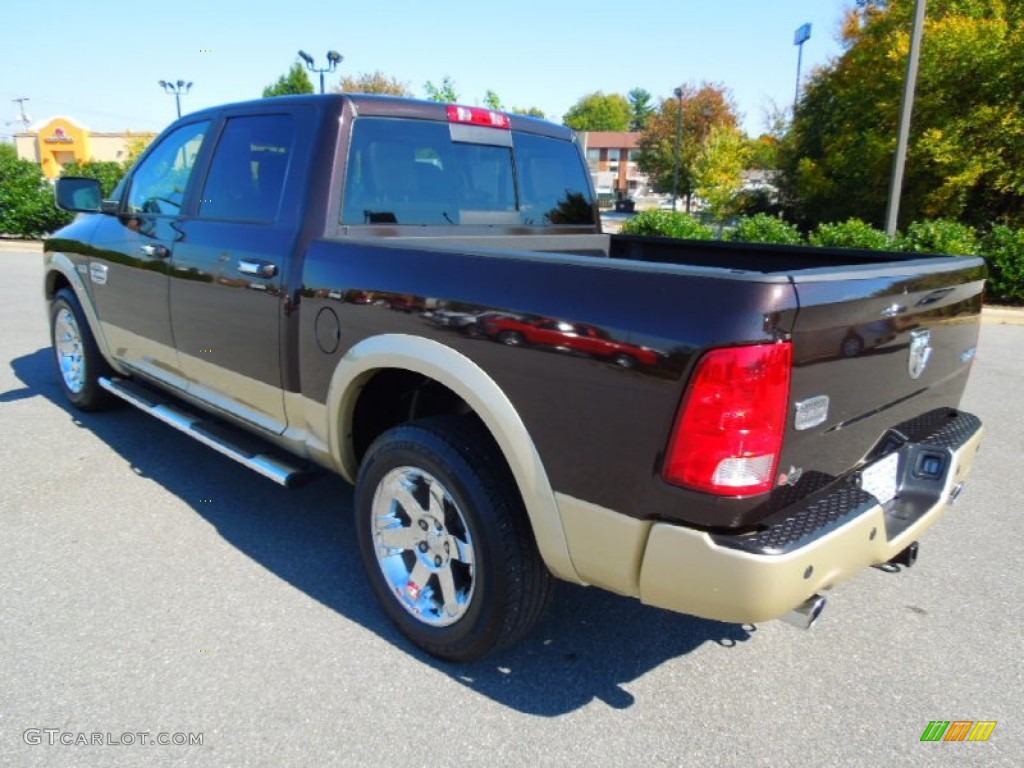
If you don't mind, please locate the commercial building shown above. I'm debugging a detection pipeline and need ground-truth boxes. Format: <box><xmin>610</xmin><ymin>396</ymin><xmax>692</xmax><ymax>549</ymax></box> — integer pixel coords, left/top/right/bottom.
<box><xmin>15</xmin><ymin>116</ymin><xmax>154</xmax><ymax>179</ymax></box>
<box><xmin>579</xmin><ymin>131</ymin><xmax>650</xmax><ymax>199</ymax></box>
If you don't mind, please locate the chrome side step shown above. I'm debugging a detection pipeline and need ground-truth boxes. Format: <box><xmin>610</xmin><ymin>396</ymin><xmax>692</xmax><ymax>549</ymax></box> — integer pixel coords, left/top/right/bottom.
<box><xmin>98</xmin><ymin>376</ymin><xmax>310</xmax><ymax>488</ymax></box>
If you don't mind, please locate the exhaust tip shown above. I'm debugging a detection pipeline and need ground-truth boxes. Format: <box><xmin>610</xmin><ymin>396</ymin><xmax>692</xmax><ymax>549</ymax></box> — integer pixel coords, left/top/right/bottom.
<box><xmin>780</xmin><ymin>594</ymin><xmax>826</xmax><ymax>630</ymax></box>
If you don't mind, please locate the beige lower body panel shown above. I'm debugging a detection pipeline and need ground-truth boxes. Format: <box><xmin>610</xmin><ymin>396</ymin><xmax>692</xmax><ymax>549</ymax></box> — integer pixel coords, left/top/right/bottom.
<box><xmin>558</xmin><ymin>426</ymin><xmax>983</xmax><ymax>625</ymax></box>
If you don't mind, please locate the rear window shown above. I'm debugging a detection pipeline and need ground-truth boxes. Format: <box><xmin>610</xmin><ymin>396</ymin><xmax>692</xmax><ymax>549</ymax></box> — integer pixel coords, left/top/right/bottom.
<box><xmin>341</xmin><ymin>117</ymin><xmax>595</xmax><ymax>227</ymax></box>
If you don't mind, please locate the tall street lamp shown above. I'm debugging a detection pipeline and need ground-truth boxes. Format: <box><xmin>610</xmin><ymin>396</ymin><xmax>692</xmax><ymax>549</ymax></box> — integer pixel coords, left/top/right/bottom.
<box><xmin>885</xmin><ymin>0</ymin><xmax>927</xmax><ymax>236</ymax></box>
<box><xmin>672</xmin><ymin>86</ymin><xmax>683</xmax><ymax>212</ymax></box>
<box><xmin>159</xmin><ymin>80</ymin><xmax>192</xmax><ymax>118</ymax></box>
<box><xmin>793</xmin><ymin>23</ymin><xmax>812</xmax><ymax>112</ymax></box>
<box><xmin>298</xmin><ymin>50</ymin><xmax>343</xmax><ymax>94</ymax></box>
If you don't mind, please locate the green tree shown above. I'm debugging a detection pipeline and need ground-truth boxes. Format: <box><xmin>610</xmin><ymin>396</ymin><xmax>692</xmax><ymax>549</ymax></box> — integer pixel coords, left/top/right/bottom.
<box><xmin>0</xmin><ymin>144</ymin><xmax>71</xmax><ymax>237</ymax></box>
<box><xmin>780</xmin><ymin>0</ymin><xmax>1024</xmax><ymax>229</ymax></box>
<box><xmin>694</xmin><ymin>126</ymin><xmax>750</xmax><ymax>219</ymax></box>
<box><xmin>424</xmin><ymin>76</ymin><xmax>459</xmax><ymax>103</ymax></box>
<box><xmin>627</xmin><ymin>88</ymin><xmax>655</xmax><ymax>131</ymax></box>
<box><xmin>636</xmin><ymin>83</ymin><xmax>740</xmax><ymax>211</ymax></box>
<box><xmin>263</xmin><ymin>62</ymin><xmax>314</xmax><ymax>97</ymax></box>
<box><xmin>336</xmin><ymin>71</ymin><xmax>413</xmax><ymax>96</ymax></box>
<box><xmin>483</xmin><ymin>90</ymin><xmax>503</xmax><ymax>110</ymax></box>
<box><xmin>982</xmin><ymin>224</ymin><xmax>1024</xmax><ymax>303</ymax></box>
<box><xmin>122</xmin><ymin>133</ymin><xmax>156</xmax><ymax>169</ymax></box>
<box><xmin>746</xmin><ymin>135</ymin><xmax>781</xmax><ymax>170</ymax></box>
<box><xmin>562</xmin><ymin>91</ymin><xmax>631</xmax><ymax>132</ymax></box>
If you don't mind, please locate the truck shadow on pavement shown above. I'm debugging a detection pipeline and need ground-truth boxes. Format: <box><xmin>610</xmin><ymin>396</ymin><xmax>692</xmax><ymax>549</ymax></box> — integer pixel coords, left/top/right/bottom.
<box><xmin>6</xmin><ymin>347</ymin><xmax>755</xmax><ymax>716</ymax></box>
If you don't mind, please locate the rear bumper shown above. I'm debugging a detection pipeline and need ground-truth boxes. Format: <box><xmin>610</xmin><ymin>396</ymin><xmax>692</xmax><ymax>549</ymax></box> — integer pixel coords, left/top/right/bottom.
<box><xmin>636</xmin><ymin>409</ymin><xmax>983</xmax><ymax>624</ymax></box>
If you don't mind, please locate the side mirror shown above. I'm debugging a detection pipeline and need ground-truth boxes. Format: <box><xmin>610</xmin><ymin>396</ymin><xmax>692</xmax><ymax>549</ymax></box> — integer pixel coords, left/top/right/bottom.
<box><xmin>54</xmin><ymin>177</ymin><xmax>102</xmax><ymax>213</ymax></box>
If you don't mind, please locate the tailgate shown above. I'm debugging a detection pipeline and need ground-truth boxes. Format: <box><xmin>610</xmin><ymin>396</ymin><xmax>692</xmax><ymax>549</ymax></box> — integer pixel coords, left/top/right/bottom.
<box><xmin>782</xmin><ymin>256</ymin><xmax>985</xmax><ymax>482</ymax></box>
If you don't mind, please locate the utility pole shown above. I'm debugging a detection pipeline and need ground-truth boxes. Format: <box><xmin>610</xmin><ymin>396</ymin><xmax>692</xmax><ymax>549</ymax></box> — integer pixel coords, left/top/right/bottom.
<box><xmin>672</xmin><ymin>86</ymin><xmax>683</xmax><ymax>212</ymax></box>
<box><xmin>885</xmin><ymin>0</ymin><xmax>927</xmax><ymax>237</ymax></box>
<box><xmin>12</xmin><ymin>98</ymin><xmax>32</xmax><ymax>132</ymax></box>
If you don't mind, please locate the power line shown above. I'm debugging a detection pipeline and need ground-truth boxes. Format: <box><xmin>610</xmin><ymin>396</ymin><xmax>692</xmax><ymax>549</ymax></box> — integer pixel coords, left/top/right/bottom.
<box><xmin>8</xmin><ymin>97</ymin><xmax>31</xmax><ymax>132</ymax></box>
<box><xmin>0</xmin><ymin>91</ymin><xmax>161</xmax><ymax>130</ymax></box>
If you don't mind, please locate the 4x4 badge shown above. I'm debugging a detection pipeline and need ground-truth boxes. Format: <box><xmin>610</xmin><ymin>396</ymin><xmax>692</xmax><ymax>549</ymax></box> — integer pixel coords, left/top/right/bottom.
<box><xmin>908</xmin><ymin>329</ymin><xmax>932</xmax><ymax>379</ymax></box>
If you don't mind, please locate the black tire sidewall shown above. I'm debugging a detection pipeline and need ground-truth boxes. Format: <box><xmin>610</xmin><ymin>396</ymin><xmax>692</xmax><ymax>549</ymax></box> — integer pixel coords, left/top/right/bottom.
<box><xmin>613</xmin><ymin>353</ymin><xmax>636</xmax><ymax>368</ymax></box>
<box><xmin>49</xmin><ymin>288</ymin><xmax>110</xmax><ymax>410</ymax></box>
<box><xmin>354</xmin><ymin>425</ymin><xmax>514</xmax><ymax>661</ymax></box>
<box><xmin>498</xmin><ymin>331</ymin><xmax>522</xmax><ymax>346</ymax></box>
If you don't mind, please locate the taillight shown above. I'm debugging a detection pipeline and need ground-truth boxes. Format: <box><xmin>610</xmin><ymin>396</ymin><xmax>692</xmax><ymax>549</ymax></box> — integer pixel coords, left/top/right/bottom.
<box><xmin>446</xmin><ymin>104</ymin><xmax>511</xmax><ymax>129</ymax></box>
<box><xmin>663</xmin><ymin>342</ymin><xmax>792</xmax><ymax>497</ymax></box>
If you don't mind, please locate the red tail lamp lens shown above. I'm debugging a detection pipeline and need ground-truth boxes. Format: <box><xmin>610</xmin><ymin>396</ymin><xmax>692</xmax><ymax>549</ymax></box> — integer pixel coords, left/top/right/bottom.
<box><xmin>664</xmin><ymin>342</ymin><xmax>792</xmax><ymax>496</ymax></box>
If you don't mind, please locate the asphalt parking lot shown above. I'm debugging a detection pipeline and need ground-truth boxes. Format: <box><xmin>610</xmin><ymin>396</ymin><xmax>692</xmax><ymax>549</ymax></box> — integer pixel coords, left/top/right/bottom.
<box><xmin>1</xmin><ymin>243</ymin><xmax>1021</xmax><ymax>767</ymax></box>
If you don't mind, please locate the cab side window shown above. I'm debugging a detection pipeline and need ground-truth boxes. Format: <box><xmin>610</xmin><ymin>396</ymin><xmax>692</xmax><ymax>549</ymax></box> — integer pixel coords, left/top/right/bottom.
<box><xmin>126</xmin><ymin>122</ymin><xmax>209</xmax><ymax>215</ymax></box>
<box><xmin>199</xmin><ymin>114</ymin><xmax>295</xmax><ymax>222</ymax></box>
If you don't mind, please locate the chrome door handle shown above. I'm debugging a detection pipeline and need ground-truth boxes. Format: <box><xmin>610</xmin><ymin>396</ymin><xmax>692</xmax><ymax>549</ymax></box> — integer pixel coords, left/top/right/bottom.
<box><xmin>140</xmin><ymin>244</ymin><xmax>170</xmax><ymax>258</ymax></box>
<box><xmin>237</xmin><ymin>260</ymin><xmax>278</xmax><ymax>278</ymax></box>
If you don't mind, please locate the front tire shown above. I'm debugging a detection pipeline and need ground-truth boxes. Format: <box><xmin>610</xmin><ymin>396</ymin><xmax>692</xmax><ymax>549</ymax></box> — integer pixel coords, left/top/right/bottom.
<box><xmin>49</xmin><ymin>288</ymin><xmax>115</xmax><ymax>411</ymax></box>
<box><xmin>497</xmin><ymin>330</ymin><xmax>524</xmax><ymax>347</ymax></box>
<box><xmin>354</xmin><ymin>416</ymin><xmax>553</xmax><ymax>662</ymax></box>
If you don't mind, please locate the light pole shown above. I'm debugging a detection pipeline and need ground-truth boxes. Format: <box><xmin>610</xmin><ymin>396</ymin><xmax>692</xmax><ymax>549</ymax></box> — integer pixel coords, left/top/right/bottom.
<box><xmin>298</xmin><ymin>50</ymin><xmax>343</xmax><ymax>94</ymax></box>
<box><xmin>885</xmin><ymin>0</ymin><xmax>927</xmax><ymax>236</ymax></box>
<box><xmin>672</xmin><ymin>86</ymin><xmax>683</xmax><ymax>212</ymax></box>
<box><xmin>793</xmin><ymin>23</ymin><xmax>812</xmax><ymax>112</ymax></box>
<box><xmin>159</xmin><ymin>80</ymin><xmax>192</xmax><ymax>118</ymax></box>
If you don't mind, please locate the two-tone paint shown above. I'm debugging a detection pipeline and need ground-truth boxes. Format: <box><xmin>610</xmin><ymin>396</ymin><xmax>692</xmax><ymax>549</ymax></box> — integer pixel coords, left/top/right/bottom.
<box><xmin>45</xmin><ymin>93</ymin><xmax>986</xmax><ymax>623</ymax></box>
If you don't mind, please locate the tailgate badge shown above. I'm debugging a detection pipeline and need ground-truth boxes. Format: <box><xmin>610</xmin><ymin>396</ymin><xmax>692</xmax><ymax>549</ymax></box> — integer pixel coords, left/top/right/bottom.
<box><xmin>795</xmin><ymin>395</ymin><xmax>829</xmax><ymax>431</ymax></box>
<box><xmin>908</xmin><ymin>329</ymin><xmax>932</xmax><ymax>379</ymax></box>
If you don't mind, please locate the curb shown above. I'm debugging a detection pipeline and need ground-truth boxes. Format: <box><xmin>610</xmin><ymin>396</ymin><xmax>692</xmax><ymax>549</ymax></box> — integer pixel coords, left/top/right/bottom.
<box><xmin>981</xmin><ymin>306</ymin><xmax>1024</xmax><ymax>326</ymax></box>
<box><xmin>0</xmin><ymin>240</ymin><xmax>44</xmax><ymax>253</ymax></box>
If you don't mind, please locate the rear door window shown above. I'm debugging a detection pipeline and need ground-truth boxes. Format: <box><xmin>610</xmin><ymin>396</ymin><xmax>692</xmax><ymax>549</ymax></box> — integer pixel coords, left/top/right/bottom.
<box><xmin>513</xmin><ymin>132</ymin><xmax>595</xmax><ymax>226</ymax></box>
<box><xmin>199</xmin><ymin>114</ymin><xmax>294</xmax><ymax>222</ymax></box>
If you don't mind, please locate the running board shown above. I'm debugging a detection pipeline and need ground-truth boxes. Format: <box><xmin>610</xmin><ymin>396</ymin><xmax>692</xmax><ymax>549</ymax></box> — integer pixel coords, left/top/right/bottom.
<box><xmin>98</xmin><ymin>376</ymin><xmax>312</xmax><ymax>488</ymax></box>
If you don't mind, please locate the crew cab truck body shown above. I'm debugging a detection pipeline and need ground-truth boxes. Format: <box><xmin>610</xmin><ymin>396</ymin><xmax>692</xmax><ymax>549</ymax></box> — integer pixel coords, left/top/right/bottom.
<box><xmin>47</xmin><ymin>94</ymin><xmax>985</xmax><ymax>661</ymax></box>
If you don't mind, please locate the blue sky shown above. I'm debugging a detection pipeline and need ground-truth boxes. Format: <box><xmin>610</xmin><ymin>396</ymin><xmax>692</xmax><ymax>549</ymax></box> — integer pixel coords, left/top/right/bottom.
<box><xmin>1</xmin><ymin>0</ymin><xmax>852</xmax><ymax>139</ymax></box>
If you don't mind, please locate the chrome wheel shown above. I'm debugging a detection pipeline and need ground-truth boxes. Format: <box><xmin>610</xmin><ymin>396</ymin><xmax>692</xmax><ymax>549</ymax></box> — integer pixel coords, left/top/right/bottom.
<box><xmin>54</xmin><ymin>307</ymin><xmax>85</xmax><ymax>394</ymax></box>
<box><xmin>370</xmin><ymin>466</ymin><xmax>476</xmax><ymax>627</ymax></box>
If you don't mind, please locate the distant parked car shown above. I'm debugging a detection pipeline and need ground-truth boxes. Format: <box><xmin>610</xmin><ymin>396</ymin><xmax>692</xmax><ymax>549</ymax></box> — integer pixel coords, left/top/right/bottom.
<box><xmin>424</xmin><ymin>309</ymin><xmax>477</xmax><ymax>329</ymax></box>
<box><xmin>477</xmin><ymin>315</ymin><xmax>661</xmax><ymax>368</ymax></box>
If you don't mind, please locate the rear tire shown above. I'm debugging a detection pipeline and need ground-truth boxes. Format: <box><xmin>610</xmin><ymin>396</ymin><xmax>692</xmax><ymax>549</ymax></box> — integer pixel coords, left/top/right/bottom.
<box><xmin>612</xmin><ymin>352</ymin><xmax>636</xmax><ymax>369</ymax></box>
<box><xmin>49</xmin><ymin>288</ymin><xmax>115</xmax><ymax>411</ymax></box>
<box><xmin>354</xmin><ymin>416</ymin><xmax>553</xmax><ymax>662</ymax></box>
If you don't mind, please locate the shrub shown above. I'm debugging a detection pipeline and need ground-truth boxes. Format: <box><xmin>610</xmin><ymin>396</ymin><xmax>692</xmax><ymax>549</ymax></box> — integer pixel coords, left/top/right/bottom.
<box><xmin>726</xmin><ymin>214</ymin><xmax>803</xmax><ymax>245</ymax></box>
<box><xmin>981</xmin><ymin>225</ymin><xmax>1024</xmax><ymax>304</ymax></box>
<box><xmin>618</xmin><ymin>210</ymin><xmax>715</xmax><ymax>240</ymax></box>
<box><xmin>61</xmin><ymin>159</ymin><xmax>126</xmax><ymax>198</ymax></box>
<box><xmin>0</xmin><ymin>145</ymin><xmax>71</xmax><ymax>237</ymax></box>
<box><xmin>809</xmin><ymin>218</ymin><xmax>895</xmax><ymax>250</ymax></box>
<box><xmin>898</xmin><ymin>219</ymin><xmax>978</xmax><ymax>256</ymax></box>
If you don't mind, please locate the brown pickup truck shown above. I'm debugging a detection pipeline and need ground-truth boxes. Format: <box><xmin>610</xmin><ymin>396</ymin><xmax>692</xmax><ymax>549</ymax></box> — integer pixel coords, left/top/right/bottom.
<box><xmin>47</xmin><ymin>94</ymin><xmax>984</xmax><ymax>661</ymax></box>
